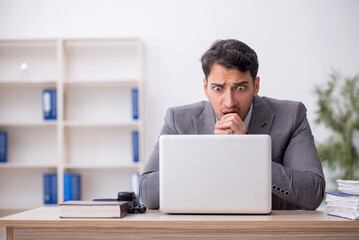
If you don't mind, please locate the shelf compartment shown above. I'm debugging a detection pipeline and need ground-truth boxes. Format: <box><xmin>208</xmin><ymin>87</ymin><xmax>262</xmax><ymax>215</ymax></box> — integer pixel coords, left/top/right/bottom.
<box><xmin>0</xmin><ymin>126</ymin><xmax>57</xmax><ymax>165</ymax></box>
<box><xmin>64</xmin><ymin>127</ymin><xmax>138</xmax><ymax>166</ymax></box>
<box><xmin>0</xmin><ymin>85</ymin><xmax>57</xmax><ymax>122</ymax></box>
<box><xmin>64</xmin><ymin>39</ymin><xmax>141</xmax><ymax>81</ymax></box>
<box><xmin>64</xmin><ymin>168</ymin><xmax>137</xmax><ymax>200</ymax></box>
<box><xmin>64</xmin><ymin>85</ymin><xmax>137</xmax><ymax>122</ymax></box>
<box><xmin>0</xmin><ymin>168</ymin><xmax>55</xmax><ymax>207</ymax></box>
<box><xmin>0</xmin><ymin>40</ymin><xmax>57</xmax><ymax>82</ymax></box>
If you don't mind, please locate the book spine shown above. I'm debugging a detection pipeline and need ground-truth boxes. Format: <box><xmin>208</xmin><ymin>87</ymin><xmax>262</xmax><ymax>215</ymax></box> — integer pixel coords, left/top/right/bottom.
<box><xmin>132</xmin><ymin>131</ymin><xmax>139</xmax><ymax>162</ymax></box>
<box><xmin>42</xmin><ymin>88</ymin><xmax>57</xmax><ymax>120</ymax></box>
<box><xmin>51</xmin><ymin>173</ymin><xmax>58</xmax><ymax>204</ymax></box>
<box><xmin>51</xmin><ymin>89</ymin><xmax>57</xmax><ymax>119</ymax></box>
<box><xmin>131</xmin><ymin>88</ymin><xmax>139</xmax><ymax>120</ymax></box>
<box><xmin>71</xmin><ymin>174</ymin><xmax>81</xmax><ymax>200</ymax></box>
<box><xmin>43</xmin><ymin>174</ymin><xmax>51</xmax><ymax>204</ymax></box>
<box><xmin>43</xmin><ymin>173</ymin><xmax>57</xmax><ymax>204</ymax></box>
<box><xmin>64</xmin><ymin>173</ymin><xmax>72</xmax><ymax>202</ymax></box>
<box><xmin>64</xmin><ymin>173</ymin><xmax>81</xmax><ymax>201</ymax></box>
<box><xmin>0</xmin><ymin>132</ymin><xmax>7</xmax><ymax>162</ymax></box>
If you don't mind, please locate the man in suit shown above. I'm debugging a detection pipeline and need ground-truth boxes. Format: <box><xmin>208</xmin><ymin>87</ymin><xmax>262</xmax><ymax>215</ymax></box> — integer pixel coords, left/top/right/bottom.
<box><xmin>139</xmin><ymin>39</ymin><xmax>325</xmax><ymax>210</ymax></box>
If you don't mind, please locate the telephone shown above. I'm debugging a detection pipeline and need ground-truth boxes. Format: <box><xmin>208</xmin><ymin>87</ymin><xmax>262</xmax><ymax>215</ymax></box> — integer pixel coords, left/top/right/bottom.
<box><xmin>93</xmin><ymin>191</ymin><xmax>147</xmax><ymax>214</ymax></box>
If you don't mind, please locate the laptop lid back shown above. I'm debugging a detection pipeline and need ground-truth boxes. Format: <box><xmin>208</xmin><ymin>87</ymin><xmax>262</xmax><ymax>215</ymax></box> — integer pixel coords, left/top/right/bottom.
<box><xmin>159</xmin><ymin>134</ymin><xmax>271</xmax><ymax>214</ymax></box>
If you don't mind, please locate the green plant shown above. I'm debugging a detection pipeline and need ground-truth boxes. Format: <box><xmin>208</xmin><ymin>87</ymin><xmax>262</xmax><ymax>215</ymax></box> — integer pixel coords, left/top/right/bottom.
<box><xmin>315</xmin><ymin>71</ymin><xmax>359</xmax><ymax>180</ymax></box>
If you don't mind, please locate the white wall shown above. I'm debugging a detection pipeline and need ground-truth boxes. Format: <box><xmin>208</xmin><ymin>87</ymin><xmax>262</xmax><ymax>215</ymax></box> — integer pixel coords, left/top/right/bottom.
<box><xmin>0</xmin><ymin>0</ymin><xmax>358</xmax><ymax>163</ymax></box>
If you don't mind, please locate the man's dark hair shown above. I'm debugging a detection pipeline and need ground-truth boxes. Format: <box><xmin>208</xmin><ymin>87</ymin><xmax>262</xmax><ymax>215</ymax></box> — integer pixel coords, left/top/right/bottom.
<box><xmin>201</xmin><ymin>39</ymin><xmax>259</xmax><ymax>82</ymax></box>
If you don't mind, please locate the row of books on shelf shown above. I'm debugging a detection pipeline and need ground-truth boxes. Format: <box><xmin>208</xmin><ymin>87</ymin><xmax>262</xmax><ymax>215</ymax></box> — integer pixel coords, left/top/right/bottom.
<box><xmin>42</xmin><ymin>88</ymin><xmax>139</xmax><ymax>120</ymax></box>
<box><xmin>0</xmin><ymin>130</ymin><xmax>139</xmax><ymax>163</ymax></box>
<box><xmin>44</xmin><ymin>172</ymin><xmax>140</xmax><ymax>205</ymax></box>
<box><xmin>44</xmin><ymin>173</ymin><xmax>81</xmax><ymax>204</ymax></box>
<box><xmin>325</xmin><ymin>179</ymin><xmax>359</xmax><ymax>220</ymax></box>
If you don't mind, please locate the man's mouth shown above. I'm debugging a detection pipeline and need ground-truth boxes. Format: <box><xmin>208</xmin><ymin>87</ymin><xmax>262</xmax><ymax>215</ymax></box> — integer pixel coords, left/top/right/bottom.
<box><xmin>223</xmin><ymin>109</ymin><xmax>238</xmax><ymax>115</ymax></box>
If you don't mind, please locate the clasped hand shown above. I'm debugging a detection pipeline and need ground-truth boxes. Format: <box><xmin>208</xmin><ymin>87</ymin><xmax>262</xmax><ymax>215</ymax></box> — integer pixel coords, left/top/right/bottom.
<box><xmin>214</xmin><ymin>113</ymin><xmax>246</xmax><ymax>135</ymax></box>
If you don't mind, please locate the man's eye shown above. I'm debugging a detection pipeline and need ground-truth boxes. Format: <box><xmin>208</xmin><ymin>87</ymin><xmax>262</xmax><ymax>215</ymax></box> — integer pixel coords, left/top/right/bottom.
<box><xmin>213</xmin><ymin>86</ymin><xmax>222</xmax><ymax>92</ymax></box>
<box><xmin>236</xmin><ymin>86</ymin><xmax>246</xmax><ymax>91</ymax></box>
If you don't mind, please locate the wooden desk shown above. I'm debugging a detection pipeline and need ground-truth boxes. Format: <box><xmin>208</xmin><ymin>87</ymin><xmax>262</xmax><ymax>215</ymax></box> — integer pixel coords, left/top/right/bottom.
<box><xmin>0</xmin><ymin>207</ymin><xmax>358</xmax><ymax>240</ymax></box>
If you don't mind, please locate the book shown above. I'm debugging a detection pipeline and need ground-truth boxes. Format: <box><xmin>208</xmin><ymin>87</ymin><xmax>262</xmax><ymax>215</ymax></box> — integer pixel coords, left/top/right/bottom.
<box><xmin>42</xmin><ymin>88</ymin><xmax>57</xmax><ymax>120</ymax></box>
<box><xmin>43</xmin><ymin>173</ymin><xmax>57</xmax><ymax>204</ymax></box>
<box><xmin>132</xmin><ymin>131</ymin><xmax>139</xmax><ymax>162</ymax></box>
<box><xmin>64</xmin><ymin>173</ymin><xmax>81</xmax><ymax>201</ymax></box>
<box><xmin>337</xmin><ymin>179</ymin><xmax>359</xmax><ymax>195</ymax></box>
<box><xmin>131</xmin><ymin>88</ymin><xmax>139</xmax><ymax>120</ymax></box>
<box><xmin>0</xmin><ymin>132</ymin><xmax>7</xmax><ymax>162</ymax></box>
<box><xmin>59</xmin><ymin>201</ymin><xmax>128</xmax><ymax>218</ymax></box>
<box><xmin>325</xmin><ymin>192</ymin><xmax>359</xmax><ymax>220</ymax></box>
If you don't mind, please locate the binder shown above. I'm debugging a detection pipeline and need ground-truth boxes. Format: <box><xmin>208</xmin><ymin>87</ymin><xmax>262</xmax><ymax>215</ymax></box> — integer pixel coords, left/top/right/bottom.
<box><xmin>0</xmin><ymin>132</ymin><xmax>7</xmax><ymax>162</ymax></box>
<box><xmin>43</xmin><ymin>173</ymin><xmax>57</xmax><ymax>205</ymax></box>
<box><xmin>64</xmin><ymin>173</ymin><xmax>81</xmax><ymax>201</ymax></box>
<box><xmin>42</xmin><ymin>89</ymin><xmax>57</xmax><ymax>120</ymax></box>
<box><xmin>51</xmin><ymin>173</ymin><xmax>58</xmax><ymax>204</ymax></box>
<box><xmin>131</xmin><ymin>88</ymin><xmax>139</xmax><ymax>120</ymax></box>
<box><xmin>132</xmin><ymin>131</ymin><xmax>139</xmax><ymax>162</ymax></box>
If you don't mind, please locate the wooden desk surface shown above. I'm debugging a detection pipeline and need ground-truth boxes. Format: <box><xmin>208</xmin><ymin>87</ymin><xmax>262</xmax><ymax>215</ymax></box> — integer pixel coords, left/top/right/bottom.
<box><xmin>0</xmin><ymin>207</ymin><xmax>357</xmax><ymax>229</ymax></box>
<box><xmin>1</xmin><ymin>207</ymin><xmax>359</xmax><ymax>240</ymax></box>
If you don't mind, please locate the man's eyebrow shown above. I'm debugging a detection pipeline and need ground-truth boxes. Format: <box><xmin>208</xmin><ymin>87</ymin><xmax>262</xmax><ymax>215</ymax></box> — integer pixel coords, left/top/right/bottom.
<box><xmin>210</xmin><ymin>83</ymin><xmax>225</xmax><ymax>87</ymax></box>
<box><xmin>233</xmin><ymin>81</ymin><xmax>249</xmax><ymax>85</ymax></box>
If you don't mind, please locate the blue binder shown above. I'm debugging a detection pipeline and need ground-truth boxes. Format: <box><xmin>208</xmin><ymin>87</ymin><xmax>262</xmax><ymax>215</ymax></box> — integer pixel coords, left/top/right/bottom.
<box><xmin>43</xmin><ymin>173</ymin><xmax>57</xmax><ymax>205</ymax></box>
<box><xmin>0</xmin><ymin>132</ymin><xmax>7</xmax><ymax>162</ymax></box>
<box><xmin>64</xmin><ymin>173</ymin><xmax>81</xmax><ymax>201</ymax></box>
<box><xmin>131</xmin><ymin>88</ymin><xmax>139</xmax><ymax>120</ymax></box>
<box><xmin>132</xmin><ymin>131</ymin><xmax>139</xmax><ymax>162</ymax></box>
<box><xmin>42</xmin><ymin>89</ymin><xmax>57</xmax><ymax>120</ymax></box>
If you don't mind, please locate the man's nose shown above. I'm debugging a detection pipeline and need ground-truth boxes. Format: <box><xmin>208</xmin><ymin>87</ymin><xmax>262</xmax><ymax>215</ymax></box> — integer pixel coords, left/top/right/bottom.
<box><xmin>223</xmin><ymin>89</ymin><xmax>236</xmax><ymax>107</ymax></box>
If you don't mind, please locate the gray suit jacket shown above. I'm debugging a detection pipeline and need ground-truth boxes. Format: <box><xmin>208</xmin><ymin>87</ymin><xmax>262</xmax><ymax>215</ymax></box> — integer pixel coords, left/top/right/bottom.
<box><xmin>139</xmin><ymin>96</ymin><xmax>325</xmax><ymax>210</ymax></box>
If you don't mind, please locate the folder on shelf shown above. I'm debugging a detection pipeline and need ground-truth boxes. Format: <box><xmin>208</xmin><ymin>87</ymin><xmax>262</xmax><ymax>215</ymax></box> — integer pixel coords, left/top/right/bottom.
<box><xmin>42</xmin><ymin>88</ymin><xmax>57</xmax><ymax>120</ymax></box>
<box><xmin>0</xmin><ymin>132</ymin><xmax>7</xmax><ymax>162</ymax></box>
<box><xmin>64</xmin><ymin>173</ymin><xmax>81</xmax><ymax>202</ymax></box>
<box><xmin>131</xmin><ymin>88</ymin><xmax>139</xmax><ymax>120</ymax></box>
<box><xmin>132</xmin><ymin>131</ymin><xmax>139</xmax><ymax>162</ymax></box>
<box><xmin>43</xmin><ymin>173</ymin><xmax>57</xmax><ymax>205</ymax></box>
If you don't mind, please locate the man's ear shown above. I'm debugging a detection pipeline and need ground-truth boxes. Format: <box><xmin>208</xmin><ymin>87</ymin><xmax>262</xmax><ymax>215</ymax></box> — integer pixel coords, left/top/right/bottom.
<box><xmin>254</xmin><ymin>77</ymin><xmax>260</xmax><ymax>96</ymax></box>
<box><xmin>203</xmin><ymin>78</ymin><xmax>209</xmax><ymax>98</ymax></box>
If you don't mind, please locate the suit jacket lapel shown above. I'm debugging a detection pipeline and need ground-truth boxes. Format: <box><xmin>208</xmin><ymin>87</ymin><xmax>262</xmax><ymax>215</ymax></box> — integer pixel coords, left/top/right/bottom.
<box><xmin>247</xmin><ymin>96</ymin><xmax>274</xmax><ymax>134</ymax></box>
<box><xmin>193</xmin><ymin>102</ymin><xmax>216</xmax><ymax>134</ymax></box>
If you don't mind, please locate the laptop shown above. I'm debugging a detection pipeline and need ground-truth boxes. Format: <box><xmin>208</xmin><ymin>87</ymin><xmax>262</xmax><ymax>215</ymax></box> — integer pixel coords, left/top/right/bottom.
<box><xmin>159</xmin><ymin>134</ymin><xmax>272</xmax><ymax>214</ymax></box>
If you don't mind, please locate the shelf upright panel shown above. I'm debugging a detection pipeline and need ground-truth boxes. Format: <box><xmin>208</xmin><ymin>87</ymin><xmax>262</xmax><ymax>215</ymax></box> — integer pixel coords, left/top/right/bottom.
<box><xmin>57</xmin><ymin>39</ymin><xmax>65</xmax><ymax>203</ymax></box>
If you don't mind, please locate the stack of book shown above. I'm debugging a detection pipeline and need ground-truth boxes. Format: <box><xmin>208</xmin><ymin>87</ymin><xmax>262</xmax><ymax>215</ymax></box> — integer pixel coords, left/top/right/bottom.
<box><xmin>325</xmin><ymin>180</ymin><xmax>359</xmax><ymax>220</ymax></box>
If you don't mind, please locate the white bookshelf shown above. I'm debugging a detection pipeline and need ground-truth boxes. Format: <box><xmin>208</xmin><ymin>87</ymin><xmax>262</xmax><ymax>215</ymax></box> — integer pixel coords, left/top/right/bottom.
<box><xmin>0</xmin><ymin>38</ymin><xmax>144</xmax><ymax>215</ymax></box>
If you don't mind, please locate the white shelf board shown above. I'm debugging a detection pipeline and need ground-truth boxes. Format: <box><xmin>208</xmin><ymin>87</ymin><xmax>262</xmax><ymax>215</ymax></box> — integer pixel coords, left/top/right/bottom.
<box><xmin>64</xmin><ymin>79</ymin><xmax>140</xmax><ymax>87</ymax></box>
<box><xmin>0</xmin><ymin>162</ymin><xmax>57</xmax><ymax>169</ymax></box>
<box><xmin>0</xmin><ymin>80</ymin><xmax>57</xmax><ymax>87</ymax></box>
<box><xmin>64</xmin><ymin>38</ymin><xmax>140</xmax><ymax>46</ymax></box>
<box><xmin>64</xmin><ymin>162</ymin><xmax>141</xmax><ymax>170</ymax></box>
<box><xmin>0</xmin><ymin>121</ymin><xmax>57</xmax><ymax>127</ymax></box>
<box><xmin>63</xmin><ymin>121</ymin><xmax>140</xmax><ymax>128</ymax></box>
